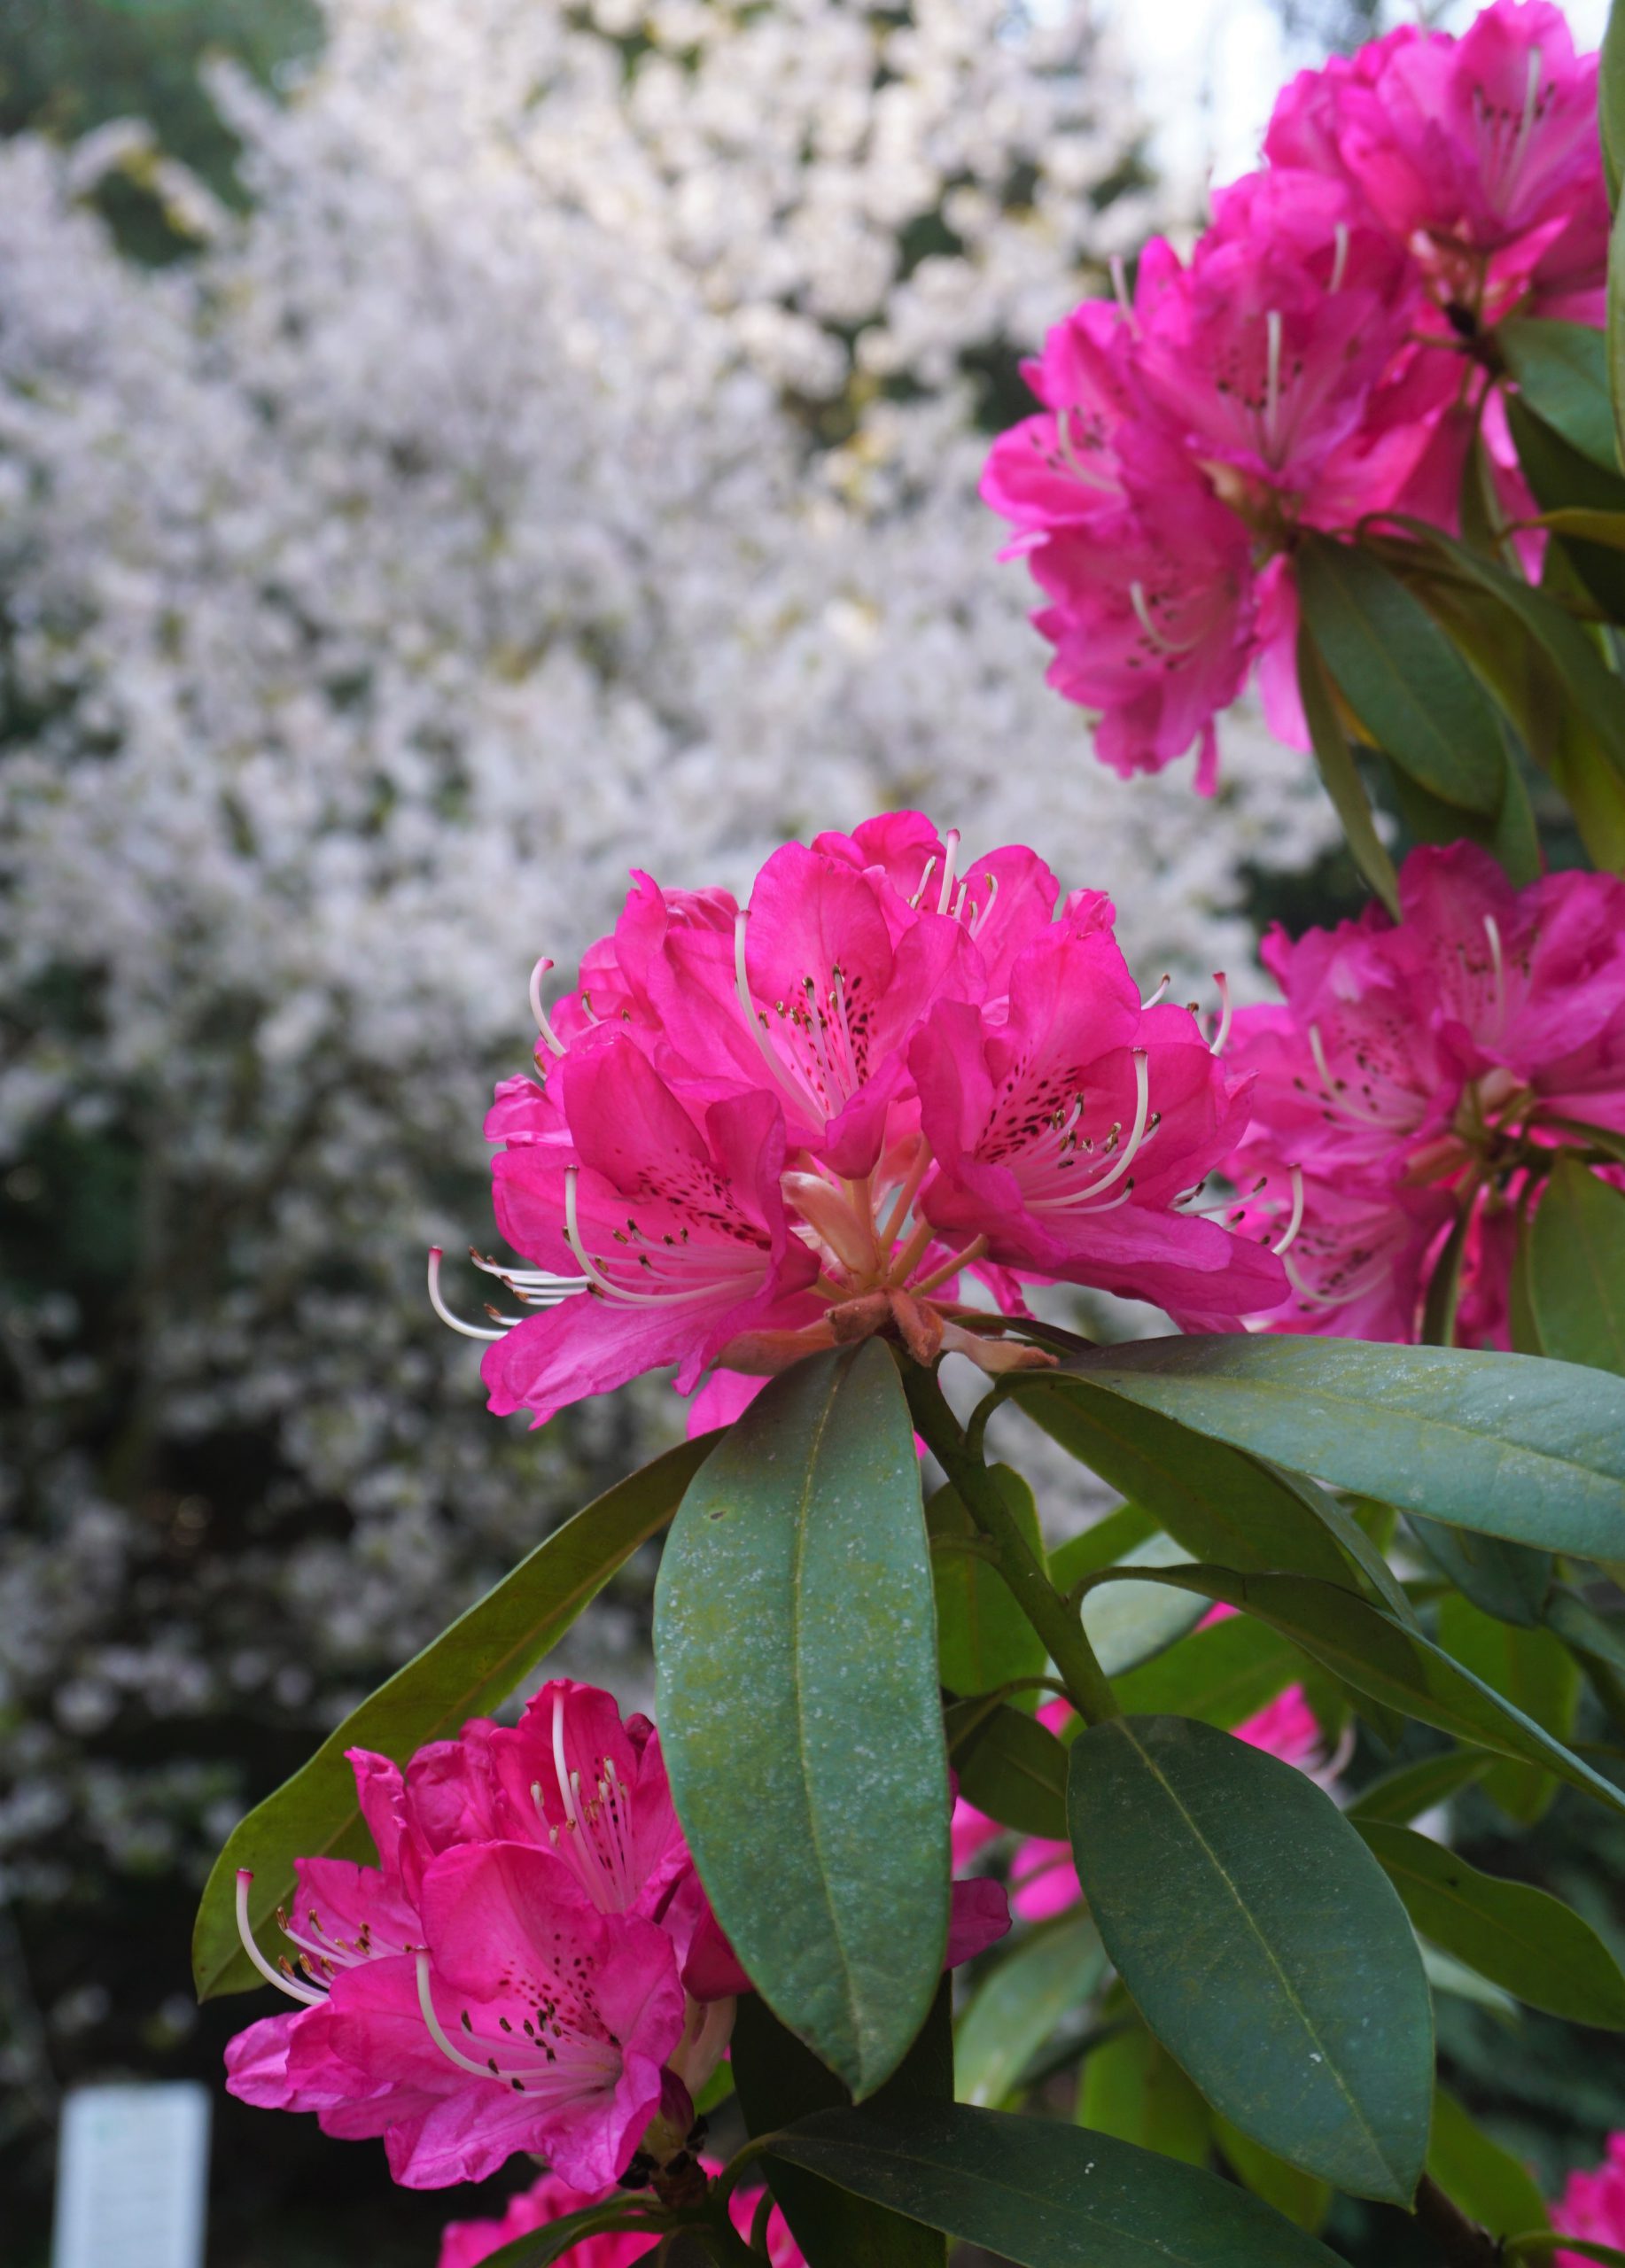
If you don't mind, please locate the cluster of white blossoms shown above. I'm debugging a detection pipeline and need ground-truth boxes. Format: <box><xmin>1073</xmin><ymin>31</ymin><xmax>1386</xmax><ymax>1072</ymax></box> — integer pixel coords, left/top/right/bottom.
<box><xmin>0</xmin><ymin>0</ymin><xmax>1329</xmax><ymax>1961</ymax></box>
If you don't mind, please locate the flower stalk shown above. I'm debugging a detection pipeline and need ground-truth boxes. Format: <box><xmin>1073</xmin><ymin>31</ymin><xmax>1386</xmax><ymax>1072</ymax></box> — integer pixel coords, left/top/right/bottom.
<box><xmin>901</xmin><ymin>1358</ymin><xmax>1121</xmax><ymax>1727</ymax></box>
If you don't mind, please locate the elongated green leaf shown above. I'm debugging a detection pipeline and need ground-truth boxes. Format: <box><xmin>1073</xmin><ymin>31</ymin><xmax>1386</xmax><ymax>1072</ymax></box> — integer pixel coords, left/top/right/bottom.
<box><xmin>1531</xmin><ymin>1157</ymin><xmax>1625</xmax><ymax>1376</ymax></box>
<box><xmin>1422</xmin><ymin>1943</ymin><xmax>1521</xmax><ymax>2020</ymax></box>
<box><xmin>1407</xmin><ymin>1516</ymin><xmax>1551</xmax><ymax>1627</ymax></box>
<box><xmin>1214</xmin><ymin>2115</ymin><xmax>1332</xmax><ymax>2234</ymax></box>
<box><xmin>1068</xmin><ymin>1714</ymin><xmax>1432</xmax><ymax>2202</ymax></box>
<box><xmin>1347</xmin><ymin>1748</ymin><xmax>1491</xmax><ymax>1825</ymax></box>
<box><xmin>1081</xmin><ymin>1531</ymin><xmax>1207</xmax><ymax>1676</ymax></box>
<box><xmin>1439</xmin><ymin>1596</ymin><xmax>1579</xmax><ymax>1824</ymax></box>
<box><xmin>1297</xmin><ymin>534</ymin><xmax>1504</xmax><ymax>814</ymax></box>
<box><xmin>1078</xmin><ymin>2020</ymin><xmax>1210</xmax><ymax>2167</ymax></box>
<box><xmin>1502</xmin><ymin>322</ymin><xmax>1622</xmax><ymax>470</ymax></box>
<box><xmin>929</xmin><ymin>1467</ymin><xmax>1046</xmax><ymax>1698</ymax></box>
<box><xmin>945</xmin><ymin>1699</ymin><xmax>1068</xmax><ymax>1839</ymax></box>
<box><xmin>194</xmin><ymin>1432</ymin><xmax>715</xmax><ymax>2000</ymax></box>
<box><xmin>479</xmin><ymin>2204</ymin><xmax>673</xmax><ymax>2268</ymax></box>
<box><xmin>1113</xmin><ymin>1613</ymin><xmax>1302</xmax><ymax>1730</ymax></box>
<box><xmin>1048</xmin><ymin>1503</ymin><xmax>1157</xmax><ymax>1596</ymax></box>
<box><xmin>1603</xmin><ymin>0</ymin><xmax>1625</xmax><ymax>206</ymax></box>
<box><xmin>1015</xmin><ymin>1371</ymin><xmax>1409</xmax><ymax>1616</ymax></box>
<box><xmin>1427</xmin><ymin>2086</ymin><xmax>1549</xmax><ymax>2241</ymax></box>
<box><xmin>1295</xmin><ymin>622</ymin><xmax>1402</xmax><ymax>917</ymax></box>
<box><xmin>1357</xmin><ymin>1820</ymin><xmax>1625</xmax><ymax>2027</ymax></box>
<box><xmin>1028</xmin><ymin>1337</ymin><xmax>1625</xmax><ymax>1559</ymax></box>
<box><xmin>1077</xmin><ymin>1565</ymin><xmax>1625</xmax><ymax>1821</ymax></box>
<box><xmin>766</xmin><ymin>2103</ymin><xmax>1345</xmax><ymax>2266</ymax></box>
<box><xmin>956</xmin><ymin>1917</ymin><xmax>1106</xmax><ymax>2109</ymax></box>
<box><xmin>1506</xmin><ymin>395</ymin><xmax>1625</xmax><ymax>617</ymax></box>
<box><xmin>1397</xmin><ymin>524</ymin><xmax>1625</xmax><ymax>779</ymax></box>
<box><xmin>732</xmin><ymin>1982</ymin><xmax>950</xmax><ymax>2267</ymax></box>
<box><xmin>656</xmin><ymin>1345</ymin><xmax>945</xmax><ymax>2098</ymax></box>
<box><xmin>1509</xmin><ymin>2239</ymin><xmax>1625</xmax><ymax>2265</ymax></box>
<box><xmin>1547</xmin><ymin>1589</ymin><xmax>1625</xmax><ymax>1686</ymax></box>
<box><xmin>1383</xmin><ymin>749</ymin><xmax>1543</xmax><ymax>889</ymax></box>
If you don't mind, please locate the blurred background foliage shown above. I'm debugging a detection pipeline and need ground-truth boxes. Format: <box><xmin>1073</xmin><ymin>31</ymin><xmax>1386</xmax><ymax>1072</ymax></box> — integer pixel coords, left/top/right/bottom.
<box><xmin>2</xmin><ymin>4</ymin><xmax>1621</xmax><ymax>2265</ymax></box>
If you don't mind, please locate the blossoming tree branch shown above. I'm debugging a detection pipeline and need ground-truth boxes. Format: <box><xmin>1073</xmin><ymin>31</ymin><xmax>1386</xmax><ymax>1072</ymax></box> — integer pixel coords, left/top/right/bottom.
<box><xmin>189</xmin><ymin>5</ymin><xmax>1625</xmax><ymax>2264</ymax></box>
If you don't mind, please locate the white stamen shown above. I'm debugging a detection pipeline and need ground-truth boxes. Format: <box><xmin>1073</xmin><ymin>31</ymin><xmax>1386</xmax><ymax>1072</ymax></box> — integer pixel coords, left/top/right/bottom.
<box><xmin>911</xmin><ymin>856</ymin><xmax>938</xmax><ymax>912</ymax></box>
<box><xmin>553</xmin><ymin>1691</ymin><xmax>582</xmax><ymax>1837</ymax></box>
<box><xmin>1051</xmin><ymin>1052</ymin><xmax>1150</xmax><ymax>1208</ymax></box>
<box><xmin>428</xmin><ymin>1247</ymin><xmax>509</xmax><ymax>1340</ymax></box>
<box><xmin>1330</xmin><ymin>222</ymin><xmax>1349</xmax><ymax>295</ymax></box>
<box><xmin>1140</xmin><ymin>974</ymin><xmax>1170</xmax><ymax>1011</ymax></box>
<box><xmin>1264</xmin><ymin>309</ymin><xmax>1283</xmax><ymax>447</ymax></box>
<box><xmin>1209</xmin><ymin>971</ymin><xmax>1232</xmax><ymax>1057</ymax></box>
<box><xmin>937</xmin><ymin>830</ymin><xmax>960</xmax><ymax>916</ymax></box>
<box><xmin>733</xmin><ymin>912</ymin><xmax>820</xmax><ymax>1122</ymax></box>
<box><xmin>1052</xmin><ymin>408</ymin><xmax>1119</xmax><ymax>493</ymax></box>
<box><xmin>1284</xmin><ymin>1250</ymin><xmax>1393</xmax><ymax>1310</ymax></box>
<box><xmin>1109</xmin><ymin>252</ymin><xmax>1137</xmax><ymax>330</ymax></box>
<box><xmin>563</xmin><ymin>1169</ymin><xmax>751</xmax><ymax>1306</ymax></box>
<box><xmin>1482</xmin><ymin>913</ymin><xmax>1506</xmax><ymax>1032</ymax></box>
<box><xmin>416</xmin><ymin>1953</ymin><xmax>503</xmax><ymax>2078</ymax></box>
<box><xmin>469</xmin><ymin>1249</ymin><xmax>587</xmax><ymax>1306</ymax></box>
<box><xmin>528</xmin><ymin>958</ymin><xmax>566</xmax><ymax>1059</ymax></box>
<box><xmin>1271</xmin><ymin>1166</ymin><xmax>1306</xmax><ymax>1258</ymax></box>
<box><xmin>236</xmin><ymin>1872</ymin><xmax>326</xmax><ymax>2006</ymax></box>
<box><xmin>1511</xmin><ymin>47</ymin><xmax>1543</xmax><ymax>182</ymax></box>
<box><xmin>968</xmin><ymin>868</ymin><xmax>999</xmax><ymax>938</ymax></box>
<box><xmin>1128</xmin><ymin>579</ymin><xmax>1202</xmax><ymax>656</ymax></box>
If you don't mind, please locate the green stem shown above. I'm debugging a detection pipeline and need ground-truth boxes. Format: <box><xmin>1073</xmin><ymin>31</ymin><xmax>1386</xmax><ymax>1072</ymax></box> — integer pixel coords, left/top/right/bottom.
<box><xmin>903</xmin><ymin>1361</ymin><xmax>1121</xmax><ymax>1725</ymax></box>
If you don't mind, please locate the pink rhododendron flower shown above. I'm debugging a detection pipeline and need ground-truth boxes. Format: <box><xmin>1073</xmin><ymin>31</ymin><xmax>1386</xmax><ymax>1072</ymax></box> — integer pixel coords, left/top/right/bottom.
<box><xmin>982</xmin><ymin>3</ymin><xmax>1607</xmax><ymax>780</ymax></box>
<box><xmin>1224</xmin><ymin>844</ymin><xmax>1625</xmax><ymax>1344</ymax></box>
<box><xmin>954</xmin><ymin>1686</ymin><xmax>1339</xmax><ymax>1923</ymax></box>
<box><xmin>437</xmin><ymin>813</ymin><xmax>1287</xmax><ymax>1425</ymax></box>
<box><xmin>438</xmin><ymin>2165</ymin><xmax>802</xmax><ymax>2268</ymax></box>
<box><xmin>1267</xmin><ymin>1</ymin><xmax>1609</xmax><ymax>333</ymax></box>
<box><xmin>226</xmin><ymin>1674</ymin><xmax>1008</xmax><ymax>2190</ymax></box>
<box><xmin>1554</xmin><ymin>2132</ymin><xmax>1625</xmax><ymax>2266</ymax></box>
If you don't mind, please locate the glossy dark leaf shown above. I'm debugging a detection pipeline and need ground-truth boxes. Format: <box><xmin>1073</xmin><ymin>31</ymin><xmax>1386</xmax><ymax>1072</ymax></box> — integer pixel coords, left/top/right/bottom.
<box><xmin>1502</xmin><ymin>321</ymin><xmax>1621</xmax><ymax>470</ymax></box>
<box><xmin>1427</xmin><ymin>2086</ymin><xmax>1550</xmax><ymax>2241</ymax></box>
<box><xmin>956</xmin><ymin>1916</ymin><xmax>1106</xmax><ymax>2109</ymax></box>
<box><xmin>1080</xmin><ymin>1531</ymin><xmax>1208</xmax><ymax>1676</ymax></box>
<box><xmin>1078</xmin><ymin>2018</ymin><xmax>1210</xmax><ymax>2167</ymax></box>
<box><xmin>1357</xmin><ymin>1820</ymin><xmax>1625</xmax><ymax>2027</ymax></box>
<box><xmin>1297</xmin><ymin>533</ymin><xmax>1504</xmax><ymax>814</ymax></box>
<box><xmin>929</xmin><ymin>1466</ymin><xmax>1046</xmax><ymax>1698</ymax></box>
<box><xmin>195</xmin><ymin>1433</ymin><xmax>715</xmax><ymax>1999</ymax></box>
<box><xmin>1015</xmin><ymin>1371</ymin><xmax>1410</xmax><ymax>1615</ymax></box>
<box><xmin>1506</xmin><ymin>395</ymin><xmax>1625</xmax><ymax>617</ymax></box>
<box><xmin>479</xmin><ymin>2204</ymin><xmax>673</xmax><ymax>2266</ymax></box>
<box><xmin>766</xmin><ymin>2102</ymin><xmax>1346</xmax><ymax>2265</ymax></box>
<box><xmin>731</xmin><ymin>1982</ymin><xmax>950</xmax><ymax>2267</ymax></box>
<box><xmin>1047</xmin><ymin>1504</ymin><xmax>1157</xmax><ymax>1597</ymax></box>
<box><xmin>1068</xmin><ymin>1715</ymin><xmax>1433</xmax><ymax>2203</ymax></box>
<box><xmin>1406</xmin><ymin>1517</ymin><xmax>1551</xmax><ymax>1627</ymax></box>
<box><xmin>1031</xmin><ymin>1337</ymin><xmax>1625</xmax><ymax>1559</ymax></box>
<box><xmin>1214</xmin><ymin>2115</ymin><xmax>1332</xmax><ymax>2234</ymax></box>
<box><xmin>1295</xmin><ymin>622</ymin><xmax>1401</xmax><ymax>916</ymax></box>
<box><xmin>945</xmin><ymin>1699</ymin><xmax>1068</xmax><ymax>1840</ymax></box>
<box><xmin>655</xmin><ymin>1345</ymin><xmax>946</xmax><ymax>2097</ymax></box>
<box><xmin>1530</xmin><ymin>1157</ymin><xmax>1625</xmax><ymax>1376</ymax></box>
<box><xmin>1077</xmin><ymin>1565</ymin><xmax>1625</xmax><ymax>1820</ymax></box>
<box><xmin>1346</xmin><ymin>1748</ymin><xmax>1492</xmax><ymax>1825</ymax></box>
<box><xmin>1438</xmin><ymin>1596</ymin><xmax>1579</xmax><ymax>1824</ymax></box>
<box><xmin>1112</xmin><ymin>1613</ymin><xmax>1302</xmax><ymax>1730</ymax></box>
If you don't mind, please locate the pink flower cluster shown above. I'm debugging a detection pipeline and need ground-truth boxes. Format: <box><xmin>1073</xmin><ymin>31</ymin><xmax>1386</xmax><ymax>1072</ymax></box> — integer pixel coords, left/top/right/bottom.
<box><xmin>438</xmin><ymin>2166</ymin><xmax>799</xmax><ymax>2268</ymax></box>
<box><xmin>953</xmin><ymin>1679</ymin><xmax>1336</xmax><ymax>1922</ymax></box>
<box><xmin>225</xmin><ymin>1676</ymin><xmax>1007</xmax><ymax>2194</ymax></box>
<box><xmin>1554</xmin><ymin>2132</ymin><xmax>1625</xmax><ymax>2265</ymax></box>
<box><xmin>1222</xmin><ymin>845</ymin><xmax>1625</xmax><ymax>1345</ymax></box>
<box><xmin>438</xmin><ymin>812</ymin><xmax>1287</xmax><ymax>1429</ymax></box>
<box><xmin>982</xmin><ymin>0</ymin><xmax>1606</xmax><ymax>787</ymax></box>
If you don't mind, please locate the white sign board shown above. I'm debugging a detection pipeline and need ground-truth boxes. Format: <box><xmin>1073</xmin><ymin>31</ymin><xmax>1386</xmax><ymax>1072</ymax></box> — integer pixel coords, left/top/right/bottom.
<box><xmin>52</xmin><ymin>2083</ymin><xmax>210</xmax><ymax>2268</ymax></box>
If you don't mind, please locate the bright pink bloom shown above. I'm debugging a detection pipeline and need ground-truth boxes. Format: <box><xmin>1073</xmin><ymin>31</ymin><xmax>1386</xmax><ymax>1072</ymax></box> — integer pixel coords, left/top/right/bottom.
<box><xmin>1266</xmin><ymin>2</ymin><xmax>1609</xmax><ymax>332</ymax></box>
<box><xmin>438</xmin><ymin>2164</ymin><xmax>802</xmax><ymax>2268</ymax></box>
<box><xmin>226</xmin><ymin>1675</ymin><xmax>1007</xmax><ymax>2191</ymax></box>
<box><xmin>1554</xmin><ymin>2132</ymin><xmax>1625</xmax><ymax>2266</ymax></box>
<box><xmin>1225</xmin><ymin>844</ymin><xmax>1625</xmax><ymax>1343</ymax></box>
<box><xmin>443</xmin><ymin>815</ymin><xmax>1287</xmax><ymax>1427</ymax></box>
